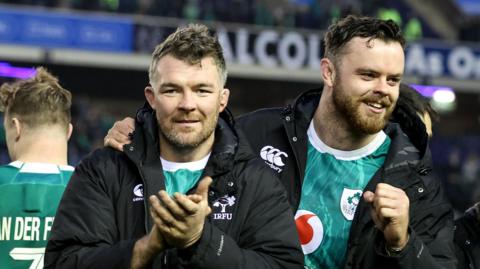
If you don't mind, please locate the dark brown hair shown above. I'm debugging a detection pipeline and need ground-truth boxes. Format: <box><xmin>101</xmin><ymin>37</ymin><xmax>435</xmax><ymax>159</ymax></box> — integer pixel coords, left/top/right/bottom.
<box><xmin>324</xmin><ymin>15</ymin><xmax>405</xmax><ymax>63</ymax></box>
<box><xmin>396</xmin><ymin>83</ymin><xmax>438</xmax><ymax>122</ymax></box>
<box><xmin>149</xmin><ymin>24</ymin><xmax>227</xmax><ymax>86</ymax></box>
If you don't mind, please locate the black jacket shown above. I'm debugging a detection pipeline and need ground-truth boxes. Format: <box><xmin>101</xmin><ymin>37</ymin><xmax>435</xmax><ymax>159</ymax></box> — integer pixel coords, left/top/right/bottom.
<box><xmin>392</xmin><ymin>85</ymin><xmax>480</xmax><ymax>269</ymax></box>
<box><xmin>236</xmin><ymin>88</ymin><xmax>457</xmax><ymax>269</ymax></box>
<box><xmin>455</xmin><ymin>206</ymin><xmax>480</xmax><ymax>269</ymax></box>
<box><xmin>45</xmin><ymin>106</ymin><xmax>303</xmax><ymax>269</ymax></box>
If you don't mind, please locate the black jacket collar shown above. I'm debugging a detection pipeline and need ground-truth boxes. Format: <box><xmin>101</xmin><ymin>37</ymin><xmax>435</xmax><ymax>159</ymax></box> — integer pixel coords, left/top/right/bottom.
<box><xmin>124</xmin><ymin>103</ymin><xmax>248</xmax><ymax>230</ymax></box>
<box><xmin>289</xmin><ymin>88</ymin><xmax>431</xmax><ymax>166</ymax></box>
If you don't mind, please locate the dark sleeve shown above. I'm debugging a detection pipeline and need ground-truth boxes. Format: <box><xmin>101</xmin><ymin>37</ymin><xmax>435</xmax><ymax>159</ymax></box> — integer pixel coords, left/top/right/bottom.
<box><xmin>177</xmin><ymin>161</ymin><xmax>304</xmax><ymax>268</ymax></box>
<box><xmin>44</xmin><ymin>149</ymin><xmax>139</xmax><ymax>269</ymax></box>
<box><xmin>454</xmin><ymin>206</ymin><xmax>480</xmax><ymax>269</ymax></box>
<box><xmin>235</xmin><ymin>108</ymin><xmax>284</xmax><ymax>153</ymax></box>
<box><xmin>370</xmin><ymin>173</ymin><xmax>457</xmax><ymax>269</ymax></box>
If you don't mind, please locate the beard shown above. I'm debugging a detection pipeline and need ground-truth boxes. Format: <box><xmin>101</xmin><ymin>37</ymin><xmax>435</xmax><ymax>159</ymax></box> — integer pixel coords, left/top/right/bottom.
<box><xmin>332</xmin><ymin>77</ymin><xmax>394</xmax><ymax>135</ymax></box>
<box><xmin>157</xmin><ymin>111</ymin><xmax>219</xmax><ymax>151</ymax></box>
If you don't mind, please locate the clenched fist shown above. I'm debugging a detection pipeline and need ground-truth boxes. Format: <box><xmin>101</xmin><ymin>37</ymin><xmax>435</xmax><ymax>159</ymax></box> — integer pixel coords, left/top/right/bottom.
<box><xmin>363</xmin><ymin>183</ymin><xmax>410</xmax><ymax>250</ymax></box>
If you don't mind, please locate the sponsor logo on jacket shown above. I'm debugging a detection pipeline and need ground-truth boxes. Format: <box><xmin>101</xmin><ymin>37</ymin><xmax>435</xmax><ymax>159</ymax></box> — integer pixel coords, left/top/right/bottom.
<box><xmin>212</xmin><ymin>195</ymin><xmax>236</xmax><ymax>220</ymax></box>
<box><xmin>260</xmin><ymin>146</ymin><xmax>288</xmax><ymax>173</ymax></box>
<box><xmin>133</xmin><ymin>184</ymin><xmax>144</xmax><ymax>202</ymax></box>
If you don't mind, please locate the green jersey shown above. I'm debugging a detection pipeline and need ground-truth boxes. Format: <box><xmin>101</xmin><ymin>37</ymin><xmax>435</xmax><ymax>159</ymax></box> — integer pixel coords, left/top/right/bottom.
<box><xmin>296</xmin><ymin>122</ymin><xmax>391</xmax><ymax>269</ymax></box>
<box><xmin>161</xmin><ymin>154</ymin><xmax>209</xmax><ymax>196</ymax></box>
<box><xmin>0</xmin><ymin>161</ymin><xmax>74</xmax><ymax>269</ymax></box>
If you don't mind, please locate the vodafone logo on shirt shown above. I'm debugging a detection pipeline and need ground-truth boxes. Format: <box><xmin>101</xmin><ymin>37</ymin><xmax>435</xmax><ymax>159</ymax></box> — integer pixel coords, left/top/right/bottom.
<box><xmin>295</xmin><ymin>210</ymin><xmax>323</xmax><ymax>254</ymax></box>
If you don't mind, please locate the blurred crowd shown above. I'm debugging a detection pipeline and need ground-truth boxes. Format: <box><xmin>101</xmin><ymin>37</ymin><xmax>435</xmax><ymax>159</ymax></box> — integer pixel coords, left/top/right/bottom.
<box><xmin>431</xmin><ymin>136</ymin><xmax>480</xmax><ymax>214</ymax></box>
<box><xmin>0</xmin><ymin>0</ymin><xmax>427</xmax><ymax>40</ymax></box>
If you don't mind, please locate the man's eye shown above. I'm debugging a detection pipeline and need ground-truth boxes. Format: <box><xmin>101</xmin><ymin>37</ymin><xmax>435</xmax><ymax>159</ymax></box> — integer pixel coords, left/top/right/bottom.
<box><xmin>361</xmin><ymin>73</ymin><xmax>375</xmax><ymax>79</ymax></box>
<box><xmin>387</xmin><ymin>78</ymin><xmax>401</xmax><ymax>86</ymax></box>
<box><xmin>197</xmin><ymin>89</ymin><xmax>211</xmax><ymax>95</ymax></box>
<box><xmin>163</xmin><ymin>89</ymin><xmax>177</xmax><ymax>94</ymax></box>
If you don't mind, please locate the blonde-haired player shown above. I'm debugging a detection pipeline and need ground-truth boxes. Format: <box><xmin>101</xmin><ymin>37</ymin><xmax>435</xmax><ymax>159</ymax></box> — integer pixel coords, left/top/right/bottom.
<box><xmin>0</xmin><ymin>67</ymin><xmax>73</xmax><ymax>269</ymax></box>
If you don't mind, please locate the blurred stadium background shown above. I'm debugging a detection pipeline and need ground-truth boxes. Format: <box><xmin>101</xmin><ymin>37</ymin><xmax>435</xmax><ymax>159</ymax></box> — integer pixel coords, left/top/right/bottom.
<box><xmin>0</xmin><ymin>0</ymin><xmax>479</xmax><ymax>215</ymax></box>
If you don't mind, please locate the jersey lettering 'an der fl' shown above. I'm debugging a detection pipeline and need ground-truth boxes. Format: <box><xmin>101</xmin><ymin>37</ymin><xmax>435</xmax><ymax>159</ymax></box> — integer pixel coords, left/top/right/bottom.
<box><xmin>0</xmin><ymin>161</ymin><xmax>73</xmax><ymax>269</ymax></box>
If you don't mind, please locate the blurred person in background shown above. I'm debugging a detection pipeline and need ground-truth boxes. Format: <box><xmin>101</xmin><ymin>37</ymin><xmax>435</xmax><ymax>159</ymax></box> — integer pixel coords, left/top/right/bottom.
<box><xmin>389</xmin><ymin>83</ymin><xmax>437</xmax><ymax>149</ymax></box>
<box><xmin>456</xmin><ymin>201</ymin><xmax>480</xmax><ymax>269</ymax></box>
<box><xmin>0</xmin><ymin>67</ymin><xmax>74</xmax><ymax>269</ymax></box>
<box><xmin>45</xmin><ymin>24</ymin><xmax>303</xmax><ymax>269</ymax></box>
<box><xmin>105</xmin><ymin>16</ymin><xmax>456</xmax><ymax>269</ymax></box>
<box><xmin>391</xmin><ymin>83</ymin><xmax>480</xmax><ymax>269</ymax></box>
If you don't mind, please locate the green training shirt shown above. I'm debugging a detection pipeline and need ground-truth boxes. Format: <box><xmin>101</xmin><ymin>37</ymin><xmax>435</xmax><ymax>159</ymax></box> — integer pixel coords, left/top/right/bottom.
<box><xmin>161</xmin><ymin>153</ymin><xmax>209</xmax><ymax>196</ymax></box>
<box><xmin>0</xmin><ymin>161</ymin><xmax>74</xmax><ymax>269</ymax></box>
<box><xmin>296</xmin><ymin>122</ymin><xmax>391</xmax><ymax>269</ymax></box>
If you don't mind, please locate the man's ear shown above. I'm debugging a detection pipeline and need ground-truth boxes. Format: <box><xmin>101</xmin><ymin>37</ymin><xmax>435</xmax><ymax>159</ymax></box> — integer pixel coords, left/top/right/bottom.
<box><xmin>320</xmin><ymin>58</ymin><xmax>335</xmax><ymax>87</ymax></box>
<box><xmin>219</xmin><ymin>88</ymin><xmax>230</xmax><ymax>112</ymax></box>
<box><xmin>11</xmin><ymin>118</ymin><xmax>22</xmax><ymax>142</ymax></box>
<box><xmin>144</xmin><ymin>86</ymin><xmax>156</xmax><ymax>110</ymax></box>
<box><xmin>67</xmin><ymin>123</ymin><xmax>73</xmax><ymax>140</ymax></box>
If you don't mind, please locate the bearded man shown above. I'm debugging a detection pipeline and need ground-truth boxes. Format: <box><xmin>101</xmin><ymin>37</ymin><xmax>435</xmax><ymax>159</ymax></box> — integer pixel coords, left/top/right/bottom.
<box><xmin>45</xmin><ymin>24</ymin><xmax>303</xmax><ymax>269</ymax></box>
<box><xmin>237</xmin><ymin>15</ymin><xmax>456</xmax><ymax>269</ymax></box>
<box><xmin>104</xmin><ymin>16</ymin><xmax>457</xmax><ymax>269</ymax></box>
